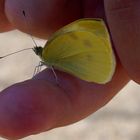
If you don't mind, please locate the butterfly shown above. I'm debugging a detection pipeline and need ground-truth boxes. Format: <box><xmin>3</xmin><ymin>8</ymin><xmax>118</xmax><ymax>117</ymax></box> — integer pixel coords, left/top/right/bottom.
<box><xmin>33</xmin><ymin>18</ymin><xmax>116</xmax><ymax>84</ymax></box>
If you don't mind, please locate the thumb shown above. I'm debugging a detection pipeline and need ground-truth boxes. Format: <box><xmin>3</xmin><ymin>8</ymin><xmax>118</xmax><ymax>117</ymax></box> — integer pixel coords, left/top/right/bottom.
<box><xmin>105</xmin><ymin>0</ymin><xmax>140</xmax><ymax>84</ymax></box>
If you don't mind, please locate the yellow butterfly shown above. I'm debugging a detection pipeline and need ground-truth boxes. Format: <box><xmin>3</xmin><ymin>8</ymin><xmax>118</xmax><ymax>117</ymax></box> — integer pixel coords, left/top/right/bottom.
<box><xmin>33</xmin><ymin>18</ymin><xmax>116</xmax><ymax>84</ymax></box>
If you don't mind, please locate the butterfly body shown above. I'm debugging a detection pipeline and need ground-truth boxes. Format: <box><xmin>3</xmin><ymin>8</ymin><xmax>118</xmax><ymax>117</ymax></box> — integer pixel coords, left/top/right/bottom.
<box><xmin>34</xmin><ymin>18</ymin><xmax>116</xmax><ymax>84</ymax></box>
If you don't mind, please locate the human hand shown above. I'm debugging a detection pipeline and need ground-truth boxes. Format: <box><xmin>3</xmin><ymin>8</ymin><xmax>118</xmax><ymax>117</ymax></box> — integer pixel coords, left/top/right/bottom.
<box><xmin>0</xmin><ymin>0</ymin><xmax>139</xmax><ymax>139</ymax></box>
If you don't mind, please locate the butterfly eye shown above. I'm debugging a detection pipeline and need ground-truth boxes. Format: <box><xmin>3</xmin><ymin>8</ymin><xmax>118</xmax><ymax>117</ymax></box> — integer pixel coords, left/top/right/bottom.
<box><xmin>33</xmin><ymin>46</ymin><xmax>43</xmax><ymax>56</ymax></box>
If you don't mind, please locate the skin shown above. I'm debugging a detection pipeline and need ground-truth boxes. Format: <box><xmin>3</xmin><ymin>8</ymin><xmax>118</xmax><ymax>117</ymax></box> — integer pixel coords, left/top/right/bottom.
<box><xmin>0</xmin><ymin>0</ymin><xmax>139</xmax><ymax>139</ymax></box>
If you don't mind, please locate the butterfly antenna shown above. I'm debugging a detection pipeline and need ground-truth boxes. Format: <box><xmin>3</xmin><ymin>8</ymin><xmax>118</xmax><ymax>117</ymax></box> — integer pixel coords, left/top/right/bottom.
<box><xmin>22</xmin><ymin>10</ymin><xmax>38</xmax><ymax>47</ymax></box>
<box><xmin>0</xmin><ymin>48</ymin><xmax>33</xmax><ymax>59</ymax></box>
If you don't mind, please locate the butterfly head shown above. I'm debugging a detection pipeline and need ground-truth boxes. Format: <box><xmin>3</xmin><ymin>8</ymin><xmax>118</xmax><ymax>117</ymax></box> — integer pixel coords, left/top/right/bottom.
<box><xmin>33</xmin><ymin>46</ymin><xmax>43</xmax><ymax>58</ymax></box>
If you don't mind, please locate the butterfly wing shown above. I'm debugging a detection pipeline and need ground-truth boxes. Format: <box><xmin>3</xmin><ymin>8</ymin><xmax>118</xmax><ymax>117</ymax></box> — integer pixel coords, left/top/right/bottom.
<box><xmin>42</xmin><ymin>26</ymin><xmax>116</xmax><ymax>83</ymax></box>
<box><xmin>49</xmin><ymin>18</ymin><xmax>108</xmax><ymax>41</ymax></box>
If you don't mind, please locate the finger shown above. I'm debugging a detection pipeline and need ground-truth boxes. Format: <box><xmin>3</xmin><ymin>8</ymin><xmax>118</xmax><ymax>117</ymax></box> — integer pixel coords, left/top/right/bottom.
<box><xmin>105</xmin><ymin>0</ymin><xmax>140</xmax><ymax>83</ymax></box>
<box><xmin>0</xmin><ymin>61</ymin><xmax>129</xmax><ymax>139</ymax></box>
<box><xmin>0</xmin><ymin>0</ymin><xmax>13</xmax><ymax>32</ymax></box>
<box><xmin>5</xmin><ymin>0</ymin><xmax>82</xmax><ymax>38</ymax></box>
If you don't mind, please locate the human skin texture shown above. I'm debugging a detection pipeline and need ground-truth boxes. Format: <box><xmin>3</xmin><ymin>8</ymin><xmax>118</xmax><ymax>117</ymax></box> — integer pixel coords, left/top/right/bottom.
<box><xmin>0</xmin><ymin>0</ymin><xmax>139</xmax><ymax>139</ymax></box>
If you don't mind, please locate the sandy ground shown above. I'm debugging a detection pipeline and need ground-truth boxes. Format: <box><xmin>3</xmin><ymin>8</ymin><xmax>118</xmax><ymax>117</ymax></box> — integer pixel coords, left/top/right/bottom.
<box><xmin>0</xmin><ymin>30</ymin><xmax>140</xmax><ymax>140</ymax></box>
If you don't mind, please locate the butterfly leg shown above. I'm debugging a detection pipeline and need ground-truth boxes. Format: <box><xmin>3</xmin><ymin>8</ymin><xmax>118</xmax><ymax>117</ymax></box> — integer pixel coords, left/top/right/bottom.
<box><xmin>33</xmin><ymin>61</ymin><xmax>43</xmax><ymax>76</ymax></box>
<box><xmin>50</xmin><ymin>66</ymin><xmax>59</xmax><ymax>85</ymax></box>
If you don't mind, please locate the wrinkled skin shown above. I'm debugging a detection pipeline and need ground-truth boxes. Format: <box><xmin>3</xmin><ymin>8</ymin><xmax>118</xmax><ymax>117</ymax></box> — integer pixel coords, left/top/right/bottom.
<box><xmin>0</xmin><ymin>0</ymin><xmax>139</xmax><ymax>139</ymax></box>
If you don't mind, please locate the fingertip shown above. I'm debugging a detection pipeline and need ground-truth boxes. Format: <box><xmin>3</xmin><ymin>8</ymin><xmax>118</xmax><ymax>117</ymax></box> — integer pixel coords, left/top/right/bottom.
<box><xmin>5</xmin><ymin>0</ymin><xmax>82</xmax><ymax>38</ymax></box>
<box><xmin>0</xmin><ymin>78</ymin><xmax>70</xmax><ymax>139</ymax></box>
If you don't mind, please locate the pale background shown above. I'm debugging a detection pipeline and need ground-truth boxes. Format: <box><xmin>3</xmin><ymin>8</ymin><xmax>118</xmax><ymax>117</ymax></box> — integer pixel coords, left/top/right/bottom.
<box><xmin>0</xmin><ymin>30</ymin><xmax>140</xmax><ymax>140</ymax></box>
